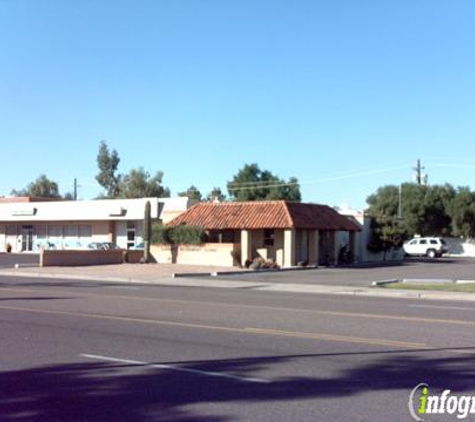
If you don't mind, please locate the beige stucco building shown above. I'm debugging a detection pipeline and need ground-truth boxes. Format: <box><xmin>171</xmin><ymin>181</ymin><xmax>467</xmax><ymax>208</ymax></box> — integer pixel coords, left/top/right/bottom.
<box><xmin>162</xmin><ymin>201</ymin><xmax>361</xmax><ymax>268</ymax></box>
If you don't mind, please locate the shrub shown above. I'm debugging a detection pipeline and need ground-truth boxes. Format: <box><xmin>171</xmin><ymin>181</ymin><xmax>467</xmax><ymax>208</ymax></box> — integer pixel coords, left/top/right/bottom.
<box><xmin>151</xmin><ymin>224</ymin><xmax>170</xmax><ymax>244</ymax></box>
<box><xmin>151</xmin><ymin>224</ymin><xmax>206</xmax><ymax>245</ymax></box>
<box><xmin>169</xmin><ymin>225</ymin><xmax>206</xmax><ymax>245</ymax></box>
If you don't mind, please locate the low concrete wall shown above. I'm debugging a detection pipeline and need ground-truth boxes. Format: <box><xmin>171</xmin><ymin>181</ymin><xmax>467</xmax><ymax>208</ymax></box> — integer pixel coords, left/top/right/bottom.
<box><xmin>444</xmin><ymin>238</ymin><xmax>475</xmax><ymax>257</ymax></box>
<box><xmin>363</xmin><ymin>248</ymin><xmax>405</xmax><ymax>263</ymax></box>
<box><xmin>40</xmin><ymin>249</ymin><xmax>124</xmax><ymax>267</ymax></box>
<box><xmin>151</xmin><ymin>243</ymin><xmax>239</xmax><ymax>267</ymax></box>
<box><xmin>124</xmin><ymin>250</ymin><xmax>143</xmax><ymax>263</ymax></box>
<box><xmin>124</xmin><ymin>249</ymin><xmax>156</xmax><ymax>263</ymax></box>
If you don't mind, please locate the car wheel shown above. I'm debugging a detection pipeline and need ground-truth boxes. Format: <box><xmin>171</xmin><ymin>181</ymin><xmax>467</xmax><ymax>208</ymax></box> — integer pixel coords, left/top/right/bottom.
<box><xmin>427</xmin><ymin>249</ymin><xmax>436</xmax><ymax>259</ymax></box>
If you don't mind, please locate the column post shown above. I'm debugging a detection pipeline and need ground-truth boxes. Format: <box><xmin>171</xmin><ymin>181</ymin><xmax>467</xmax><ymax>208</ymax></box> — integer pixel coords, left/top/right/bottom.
<box><xmin>241</xmin><ymin>230</ymin><xmax>252</xmax><ymax>267</ymax></box>
<box><xmin>283</xmin><ymin>229</ymin><xmax>296</xmax><ymax>268</ymax></box>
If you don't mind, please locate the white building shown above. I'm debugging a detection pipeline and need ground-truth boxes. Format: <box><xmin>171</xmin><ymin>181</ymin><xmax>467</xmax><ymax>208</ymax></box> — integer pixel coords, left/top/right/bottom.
<box><xmin>334</xmin><ymin>205</ymin><xmax>404</xmax><ymax>263</ymax></box>
<box><xmin>0</xmin><ymin>196</ymin><xmax>192</xmax><ymax>253</ymax></box>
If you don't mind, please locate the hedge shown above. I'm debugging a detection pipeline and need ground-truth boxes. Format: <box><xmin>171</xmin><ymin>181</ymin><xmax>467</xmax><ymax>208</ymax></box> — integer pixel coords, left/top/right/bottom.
<box><xmin>151</xmin><ymin>224</ymin><xmax>206</xmax><ymax>245</ymax></box>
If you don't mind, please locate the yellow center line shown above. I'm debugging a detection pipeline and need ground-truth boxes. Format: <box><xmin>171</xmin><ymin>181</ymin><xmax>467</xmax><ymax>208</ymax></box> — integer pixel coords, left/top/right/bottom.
<box><xmin>244</xmin><ymin>327</ymin><xmax>427</xmax><ymax>349</ymax></box>
<box><xmin>0</xmin><ymin>304</ymin><xmax>426</xmax><ymax>349</ymax></box>
<box><xmin>1</xmin><ymin>286</ymin><xmax>475</xmax><ymax>328</ymax></box>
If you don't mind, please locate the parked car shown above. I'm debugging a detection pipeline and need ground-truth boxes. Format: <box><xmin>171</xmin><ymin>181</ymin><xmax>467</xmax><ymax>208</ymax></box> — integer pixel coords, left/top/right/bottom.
<box><xmin>130</xmin><ymin>242</ymin><xmax>144</xmax><ymax>250</ymax></box>
<box><xmin>403</xmin><ymin>237</ymin><xmax>448</xmax><ymax>258</ymax></box>
<box><xmin>87</xmin><ymin>242</ymin><xmax>121</xmax><ymax>250</ymax></box>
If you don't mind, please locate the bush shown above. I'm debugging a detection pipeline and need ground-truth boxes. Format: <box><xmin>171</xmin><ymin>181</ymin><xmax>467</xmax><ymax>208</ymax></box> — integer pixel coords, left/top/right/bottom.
<box><xmin>169</xmin><ymin>225</ymin><xmax>206</xmax><ymax>245</ymax></box>
<box><xmin>152</xmin><ymin>224</ymin><xmax>170</xmax><ymax>244</ymax></box>
<box><xmin>151</xmin><ymin>224</ymin><xmax>206</xmax><ymax>245</ymax></box>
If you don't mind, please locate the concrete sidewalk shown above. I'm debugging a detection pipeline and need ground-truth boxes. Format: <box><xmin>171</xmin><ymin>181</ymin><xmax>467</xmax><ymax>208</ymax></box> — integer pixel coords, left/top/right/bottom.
<box><xmin>1</xmin><ymin>263</ymin><xmax>475</xmax><ymax>303</ymax></box>
<box><xmin>0</xmin><ymin>262</ymin><xmax>243</xmax><ymax>281</ymax></box>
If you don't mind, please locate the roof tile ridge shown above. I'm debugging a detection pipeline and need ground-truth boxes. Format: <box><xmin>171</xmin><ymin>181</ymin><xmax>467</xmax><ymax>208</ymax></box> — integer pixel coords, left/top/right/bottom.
<box><xmin>249</xmin><ymin>200</ymin><xmax>271</xmax><ymax>205</ymax></box>
<box><xmin>200</xmin><ymin>201</ymin><xmax>234</xmax><ymax>207</ymax></box>
<box><xmin>187</xmin><ymin>202</ymin><xmax>204</xmax><ymax>210</ymax></box>
<box><xmin>281</xmin><ymin>201</ymin><xmax>294</xmax><ymax>228</ymax></box>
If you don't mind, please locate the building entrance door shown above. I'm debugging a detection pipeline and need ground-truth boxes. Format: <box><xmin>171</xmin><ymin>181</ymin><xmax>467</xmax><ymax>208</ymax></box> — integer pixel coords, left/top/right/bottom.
<box><xmin>21</xmin><ymin>225</ymin><xmax>34</xmax><ymax>252</ymax></box>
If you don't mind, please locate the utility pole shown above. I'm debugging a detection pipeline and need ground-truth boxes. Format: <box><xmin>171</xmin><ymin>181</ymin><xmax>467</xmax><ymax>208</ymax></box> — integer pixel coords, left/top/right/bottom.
<box><xmin>398</xmin><ymin>184</ymin><xmax>402</xmax><ymax>219</ymax></box>
<box><xmin>413</xmin><ymin>159</ymin><xmax>428</xmax><ymax>185</ymax></box>
<box><xmin>413</xmin><ymin>159</ymin><xmax>423</xmax><ymax>185</ymax></box>
<box><xmin>73</xmin><ymin>178</ymin><xmax>78</xmax><ymax>200</ymax></box>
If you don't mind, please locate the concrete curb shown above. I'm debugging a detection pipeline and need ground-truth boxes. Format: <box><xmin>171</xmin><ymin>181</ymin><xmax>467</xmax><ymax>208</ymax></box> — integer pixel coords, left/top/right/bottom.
<box><xmin>172</xmin><ymin>272</ymin><xmax>212</xmax><ymax>278</ymax></box>
<box><xmin>2</xmin><ymin>269</ymin><xmax>475</xmax><ymax>302</ymax></box>
<box><xmin>0</xmin><ymin>270</ymin><xmax>153</xmax><ymax>285</ymax></box>
<box><xmin>173</xmin><ymin>265</ymin><xmax>321</xmax><ymax>279</ymax></box>
<box><xmin>371</xmin><ymin>279</ymin><xmax>399</xmax><ymax>286</ymax></box>
<box><xmin>211</xmin><ymin>270</ymin><xmax>252</xmax><ymax>276</ymax></box>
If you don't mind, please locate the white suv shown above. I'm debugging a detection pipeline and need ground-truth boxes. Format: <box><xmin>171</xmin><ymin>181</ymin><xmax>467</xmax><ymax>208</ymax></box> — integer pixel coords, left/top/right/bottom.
<box><xmin>403</xmin><ymin>237</ymin><xmax>448</xmax><ymax>258</ymax></box>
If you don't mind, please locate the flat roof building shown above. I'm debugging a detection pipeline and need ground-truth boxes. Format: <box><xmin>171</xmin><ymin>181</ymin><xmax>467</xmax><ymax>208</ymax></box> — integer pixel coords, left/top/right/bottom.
<box><xmin>0</xmin><ymin>196</ymin><xmax>192</xmax><ymax>253</ymax></box>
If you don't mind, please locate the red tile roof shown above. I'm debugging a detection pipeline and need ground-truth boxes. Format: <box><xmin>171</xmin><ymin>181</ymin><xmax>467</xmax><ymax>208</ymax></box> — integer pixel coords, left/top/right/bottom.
<box><xmin>168</xmin><ymin>201</ymin><xmax>361</xmax><ymax>231</ymax></box>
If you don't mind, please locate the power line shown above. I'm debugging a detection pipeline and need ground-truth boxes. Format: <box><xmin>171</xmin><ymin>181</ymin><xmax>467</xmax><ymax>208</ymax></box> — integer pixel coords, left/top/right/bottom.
<box><xmin>227</xmin><ymin>164</ymin><xmax>411</xmax><ymax>192</ymax></box>
<box><xmin>203</xmin><ymin>163</ymin><xmax>411</xmax><ymax>192</ymax></box>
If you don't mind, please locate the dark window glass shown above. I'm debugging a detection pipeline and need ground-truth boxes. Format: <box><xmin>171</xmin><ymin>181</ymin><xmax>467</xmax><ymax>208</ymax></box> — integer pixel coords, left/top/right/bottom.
<box><xmin>264</xmin><ymin>229</ymin><xmax>275</xmax><ymax>246</ymax></box>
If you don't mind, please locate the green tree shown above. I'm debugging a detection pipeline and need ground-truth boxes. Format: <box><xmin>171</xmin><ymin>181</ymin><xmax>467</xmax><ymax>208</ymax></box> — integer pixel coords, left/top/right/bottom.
<box><xmin>227</xmin><ymin>163</ymin><xmax>301</xmax><ymax>202</ymax></box>
<box><xmin>96</xmin><ymin>141</ymin><xmax>121</xmax><ymax>197</ymax></box>
<box><xmin>11</xmin><ymin>174</ymin><xmax>61</xmax><ymax>198</ymax></box>
<box><xmin>448</xmin><ymin>187</ymin><xmax>475</xmax><ymax>238</ymax></box>
<box><xmin>117</xmin><ymin>168</ymin><xmax>170</xmax><ymax>199</ymax></box>
<box><xmin>178</xmin><ymin>185</ymin><xmax>202</xmax><ymax>201</ymax></box>
<box><xmin>423</xmin><ymin>184</ymin><xmax>455</xmax><ymax>236</ymax></box>
<box><xmin>367</xmin><ymin>183</ymin><xmax>455</xmax><ymax>237</ymax></box>
<box><xmin>398</xmin><ymin>183</ymin><xmax>428</xmax><ymax>236</ymax></box>
<box><xmin>367</xmin><ymin>217</ymin><xmax>407</xmax><ymax>258</ymax></box>
<box><xmin>206</xmin><ymin>187</ymin><xmax>226</xmax><ymax>202</ymax></box>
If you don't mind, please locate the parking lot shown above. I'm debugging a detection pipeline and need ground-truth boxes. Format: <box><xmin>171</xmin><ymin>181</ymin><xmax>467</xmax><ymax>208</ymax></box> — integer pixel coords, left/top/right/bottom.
<box><xmin>216</xmin><ymin>258</ymin><xmax>475</xmax><ymax>287</ymax></box>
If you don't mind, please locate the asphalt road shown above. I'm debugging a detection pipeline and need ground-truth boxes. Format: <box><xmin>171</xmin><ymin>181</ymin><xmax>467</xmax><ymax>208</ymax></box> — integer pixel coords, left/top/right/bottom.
<box><xmin>1</xmin><ymin>275</ymin><xmax>475</xmax><ymax>421</ymax></box>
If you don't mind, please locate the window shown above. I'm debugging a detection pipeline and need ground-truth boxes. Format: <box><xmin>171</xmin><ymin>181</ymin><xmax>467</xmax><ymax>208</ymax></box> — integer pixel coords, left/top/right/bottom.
<box><xmin>263</xmin><ymin>229</ymin><xmax>275</xmax><ymax>246</ymax></box>
<box><xmin>221</xmin><ymin>230</ymin><xmax>235</xmax><ymax>243</ymax></box>
<box><xmin>48</xmin><ymin>225</ymin><xmax>63</xmax><ymax>249</ymax></box>
<box><xmin>419</xmin><ymin>239</ymin><xmax>427</xmax><ymax>245</ymax></box>
<box><xmin>79</xmin><ymin>225</ymin><xmax>92</xmax><ymax>238</ymax></box>
<box><xmin>78</xmin><ymin>225</ymin><xmax>92</xmax><ymax>248</ymax></box>
<box><xmin>430</xmin><ymin>239</ymin><xmax>438</xmax><ymax>245</ymax></box>
<box><xmin>36</xmin><ymin>226</ymin><xmax>47</xmax><ymax>250</ymax></box>
<box><xmin>64</xmin><ymin>225</ymin><xmax>79</xmax><ymax>249</ymax></box>
<box><xmin>6</xmin><ymin>225</ymin><xmax>17</xmax><ymax>236</ymax></box>
<box><xmin>206</xmin><ymin>230</ymin><xmax>236</xmax><ymax>243</ymax></box>
<box><xmin>207</xmin><ymin>231</ymin><xmax>221</xmax><ymax>243</ymax></box>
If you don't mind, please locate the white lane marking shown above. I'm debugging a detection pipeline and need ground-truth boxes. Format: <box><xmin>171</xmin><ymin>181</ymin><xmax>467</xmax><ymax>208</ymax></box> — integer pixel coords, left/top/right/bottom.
<box><xmin>106</xmin><ymin>286</ymin><xmax>141</xmax><ymax>290</ymax></box>
<box><xmin>408</xmin><ymin>304</ymin><xmax>475</xmax><ymax>311</ymax></box>
<box><xmin>81</xmin><ymin>353</ymin><xmax>271</xmax><ymax>384</ymax></box>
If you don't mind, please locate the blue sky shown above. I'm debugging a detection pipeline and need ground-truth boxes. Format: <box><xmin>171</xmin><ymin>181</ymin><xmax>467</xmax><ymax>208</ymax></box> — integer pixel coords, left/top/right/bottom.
<box><xmin>1</xmin><ymin>0</ymin><xmax>474</xmax><ymax>209</ymax></box>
